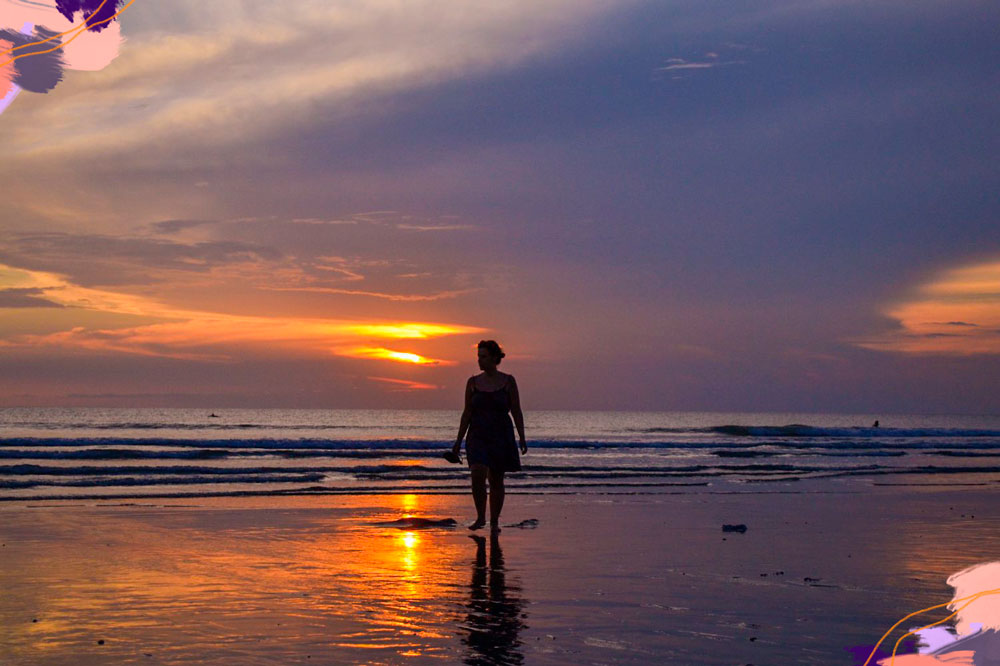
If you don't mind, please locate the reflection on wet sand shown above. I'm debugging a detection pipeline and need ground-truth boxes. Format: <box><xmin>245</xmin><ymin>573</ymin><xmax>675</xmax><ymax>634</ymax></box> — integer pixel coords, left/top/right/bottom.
<box><xmin>0</xmin><ymin>494</ymin><xmax>537</xmax><ymax>663</ymax></box>
<box><xmin>0</xmin><ymin>497</ymin><xmax>485</xmax><ymax>663</ymax></box>
<box><xmin>462</xmin><ymin>534</ymin><xmax>527</xmax><ymax>666</ymax></box>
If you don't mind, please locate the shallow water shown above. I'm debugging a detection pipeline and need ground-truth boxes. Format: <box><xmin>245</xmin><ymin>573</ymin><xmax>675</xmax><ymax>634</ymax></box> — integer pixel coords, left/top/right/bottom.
<box><xmin>2</xmin><ymin>408</ymin><xmax>1000</xmax><ymax>501</ymax></box>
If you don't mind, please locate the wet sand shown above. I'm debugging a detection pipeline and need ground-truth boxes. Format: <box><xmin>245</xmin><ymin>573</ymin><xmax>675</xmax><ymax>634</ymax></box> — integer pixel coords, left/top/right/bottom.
<box><xmin>1</xmin><ymin>483</ymin><xmax>998</xmax><ymax>665</ymax></box>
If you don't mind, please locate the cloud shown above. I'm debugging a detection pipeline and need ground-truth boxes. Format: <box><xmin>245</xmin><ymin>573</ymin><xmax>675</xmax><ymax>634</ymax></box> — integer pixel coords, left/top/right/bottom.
<box><xmin>395</xmin><ymin>223</ymin><xmax>475</xmax><ymax>232</ymax></box>
<box><xmin>0</xmin><ymin>262</ymin><xmax>484</xmax><ymax>363</ymax></box>
<box><xmin>345</xmin><ymin>347</ymin><xmax>452</xmax><ymax>365</ymax></box>
<box><xmin>0</xmin><ymin>263</ymin><xmax>170</xmax><ymax>315</ymax></box>
<box><xmin>853</xmin><ymin>259</ymin><xmax>1000</xmax><ymax>355</ymax></box>
<box><xmin>368</xmin><ymin>376</ymin><xmax>439</xmax><ymax>391</ymax></box>
<box><xmin>658</xmin><ymin>62</ymin><xmax>716</xmax><ymax>71</ymax></box>
<box><xmin>656</xmin><ymin>46</ymin><xmax>749</xmax><ymax>78</ymax></box>
<box><xmin>4</xmin><ymin>0</ymin><xmax>636</xmax><ymax>162</ymax></box>
<box><xmin>259</xmin><ymin>285</ymin><xmax>477</xmax><ymax>302</ymax></box>
<box><xmin>148</xmin><ymin>219</ymin><xmax>218</xmax><ymax>234</ymax></box>
<box><xmin>5</xmin><ymin>316</ymin><xmax>479</xmax><ymax>363</ymax></box>
<box><xmin>0</xmin><ymin>232</ymin><xmax>281</xmax><ymax>286</ymax></box>
<box><xmin>0</xmin><ymin>287</ymin><xmax>64</xmax><ymax>308</ymax></box>
<box><xmin>657</xmin><ymin>58</ymin><xmax>745</xmax><ymax>73</ymax></box>
<box><xmin>289</xmin><ymin>218</ymin><xmax>359</xmax><ymax>226</ymax></box>
<box><xmin>0</xmin><ymin>226</ymin><xmax>481</xmax><ymax>302</ymax></box>
<box><xmin>345</xmin><ymin>323</ymin><xmax>474</xmax><ymax>339</ymax></box>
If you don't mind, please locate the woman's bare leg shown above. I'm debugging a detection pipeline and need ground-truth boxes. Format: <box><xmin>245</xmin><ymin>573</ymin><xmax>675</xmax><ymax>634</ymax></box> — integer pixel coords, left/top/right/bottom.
<box><xmin>469</xmin><ymin>465</ymin><xmax>488</xmax><ymax>529</ymax></box>
<box><xmin>488</xmin><ymin>469</ymin><xmax>505</xmax><ymax>531</ymax></box>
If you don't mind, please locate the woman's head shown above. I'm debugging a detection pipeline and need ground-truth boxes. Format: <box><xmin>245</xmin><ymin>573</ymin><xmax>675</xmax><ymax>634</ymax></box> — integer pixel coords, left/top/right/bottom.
<box><xmin>477</xmin><ymin>340</ymin><xmax>505</xmax><ymax>369</ymax></box>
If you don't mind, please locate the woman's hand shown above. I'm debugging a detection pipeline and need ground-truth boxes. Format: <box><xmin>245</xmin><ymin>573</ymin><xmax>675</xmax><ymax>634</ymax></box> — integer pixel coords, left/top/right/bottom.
<box><xmin>519</xmin><ymin>439</ymin><xmax>527</xmax><ymax>454</ymax></box>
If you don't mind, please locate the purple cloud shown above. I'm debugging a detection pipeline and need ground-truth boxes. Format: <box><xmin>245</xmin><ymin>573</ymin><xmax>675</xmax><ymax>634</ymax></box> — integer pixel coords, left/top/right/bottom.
<box><xmin>0</xmin><ymin>287</ymin><xmax>64</xmax><ymax>308</ymax></box>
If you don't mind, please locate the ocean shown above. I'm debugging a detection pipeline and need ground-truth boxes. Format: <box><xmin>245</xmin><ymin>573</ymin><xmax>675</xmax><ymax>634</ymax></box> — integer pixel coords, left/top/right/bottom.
<box><xmin>2</xmin><ymin>408</ymin><xmax>1000</xmax><ymax>501</ymax></box>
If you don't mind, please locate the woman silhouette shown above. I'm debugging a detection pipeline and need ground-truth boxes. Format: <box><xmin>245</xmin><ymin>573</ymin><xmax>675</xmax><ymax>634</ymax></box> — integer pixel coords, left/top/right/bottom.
<box><xmin>452</xmin><ymin>340</ymin><xmax>527</xmax><ymax>532</ymax></box>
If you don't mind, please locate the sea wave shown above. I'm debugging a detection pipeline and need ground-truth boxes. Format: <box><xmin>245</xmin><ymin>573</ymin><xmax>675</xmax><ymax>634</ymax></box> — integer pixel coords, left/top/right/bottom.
<box><xmin>0</xmin><ymin>448</ymin><xmax>451</xmax><ymax>460</ymax></box>
<box><xmin>4</xmin><ymin>436</ymin><xmax>1000</xmax><ymax>451</ymax></box>
<box><xmin>0</xmin><ymin>473</ymin><xmax>325</xmax><ymax>489</ymax></box>
<box><xmin>0</xmin><ymin>422</ymin><xmax>446</xmax><ymax>431</ymax></box>
<box><xmin>630</xmin><ymin>425</ymin><xmax>1000</xmax><ymax>438</ymax></box>
<box><xmin>716</xmin><ymin>425</ymin><xmax>1000</xmax><ymax>438</ymax></box>
<box><xmin>5</xmin><ymin>460</ymin><xmax>1000</xmax><ymax>484</ymax></box>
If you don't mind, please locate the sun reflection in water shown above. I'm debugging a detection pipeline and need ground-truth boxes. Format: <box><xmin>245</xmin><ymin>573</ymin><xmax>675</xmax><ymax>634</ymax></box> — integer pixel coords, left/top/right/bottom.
<box><xmin>1</xmin><ymin>498</ymin><xmax>534</xmax><ymax>663</ymax></box>
<box><xmin>399</xmin><ymin>493</ymin><xmax>419</xmax><ymax>516</ymax></box>
<box><xmin>397</xmin><ymin>529</ymin><xmax>423</xmax><ymax>600</ymax></box>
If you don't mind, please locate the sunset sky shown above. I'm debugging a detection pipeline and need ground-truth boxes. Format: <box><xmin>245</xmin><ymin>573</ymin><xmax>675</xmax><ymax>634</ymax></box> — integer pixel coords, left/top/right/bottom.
<box><xmin>1</xmin><ymin>0</ymin><xmax>998</xmax><ymax>412</ymax></box>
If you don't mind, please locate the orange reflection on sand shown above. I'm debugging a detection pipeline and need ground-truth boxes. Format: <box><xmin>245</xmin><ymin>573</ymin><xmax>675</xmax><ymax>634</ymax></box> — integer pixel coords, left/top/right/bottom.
<box><xmin>394</xmin><ymin>494</ymin><xmax>424</xmax><ymax>597</ymax></box>
<box><xmin>2</xmin><ymin>500</ymin><xmax>467</xmax><ymax>661</ymax></box>
<box><xmin>398</xmin><ymin>530</ymin><xmax>422</xmax><ymax>595</ymax></box>
<box><xmin>1</xmin><ymin>496</ymin><xmax>531</xmax><ymax>663</ymax></box>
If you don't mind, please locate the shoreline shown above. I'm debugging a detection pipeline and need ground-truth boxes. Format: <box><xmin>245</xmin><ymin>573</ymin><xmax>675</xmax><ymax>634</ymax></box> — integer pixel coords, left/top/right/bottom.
<box><xmin>2</xmin><ymin>474</ymin><xmax>995</xmax><ymax>504</ymax></box>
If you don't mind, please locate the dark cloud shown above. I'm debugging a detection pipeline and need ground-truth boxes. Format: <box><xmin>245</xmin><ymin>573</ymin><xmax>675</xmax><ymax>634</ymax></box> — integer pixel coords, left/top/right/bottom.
<box><xmin>0</xmin><ymin>288</ymin><xmax>64</xmax><ymax>308</ymax></box>
<box><xmin>0</xmin><ymin>233</ymin><xmax>283</xmax><ymax>286</ymax></box>
<box><xmin>149</xmin><ymin>219</ymin><xmax>219</xmax><ymax>234</ymax></box>
<box><xmin>0</xmin><ymin>225</ymin><xmax>479</xmax><ymax>304</ymax></box>
<box><xmin>219</xmin><ymin>0</ymin><xmax>997</xmax><ymax>315</ymax></box>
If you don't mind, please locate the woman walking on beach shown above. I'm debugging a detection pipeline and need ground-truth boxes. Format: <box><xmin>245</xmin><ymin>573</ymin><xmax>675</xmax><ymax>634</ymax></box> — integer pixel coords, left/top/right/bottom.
<box><xmin>452</xmin><ymin>340</ymin><xmax>527</xmax><ymax>533</ymax></box>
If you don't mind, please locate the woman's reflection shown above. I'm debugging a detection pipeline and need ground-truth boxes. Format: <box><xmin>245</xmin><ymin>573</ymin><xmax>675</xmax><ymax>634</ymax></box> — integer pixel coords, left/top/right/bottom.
<box><xmin>462</xmin><ymin>534</ymin><xmax>527</xmax><ymax>665</ymax></box>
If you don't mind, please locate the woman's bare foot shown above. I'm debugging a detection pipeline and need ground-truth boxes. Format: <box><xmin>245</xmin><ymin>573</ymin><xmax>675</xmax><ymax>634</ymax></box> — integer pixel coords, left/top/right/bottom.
<box><xmin>468</xmin><ymin>518</ymin><xmax>486</xmax><ymax>530</ymax></box>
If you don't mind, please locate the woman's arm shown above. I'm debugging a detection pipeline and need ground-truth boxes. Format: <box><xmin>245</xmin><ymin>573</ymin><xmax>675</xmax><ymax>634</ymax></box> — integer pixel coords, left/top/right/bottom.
<box><xmin>453</xmin><ymin>377</ymin><xmax>474</xmax><ymax>454</ymax></box>
<box><xmin>508</xmin><ymin>375</ymin><xmax>527</xmax><ymax>453</ymax></box>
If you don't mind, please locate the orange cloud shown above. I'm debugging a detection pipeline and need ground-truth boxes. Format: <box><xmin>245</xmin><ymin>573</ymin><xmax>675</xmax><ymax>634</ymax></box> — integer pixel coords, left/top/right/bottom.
<box><xmin>368</xmin><ymin>377</ymin><xmax>439</xmax><ymax>391</ymax></box>
<box><xmin>344</xmin><ymin>347</ymin><xmax>452</xmax><ymax>366</ymax></box>
<box><xmin>853</xmin><ymin>260</ymin><xmax>1000</xmax><ymax>355</ymax></box>
<box><xmin>346</xmin><ymin>323</ymin><xmax>478</xmax><ymax>339</ymax></box>
<box><xmin>0</xmin><ymin>264</ymin><xmax>482</xmax><ymax>365</ymax></box>
<box><xmin>261</xmin><ymin>285</ymin><xmax>476</xmax><ymax>302</ymax></box>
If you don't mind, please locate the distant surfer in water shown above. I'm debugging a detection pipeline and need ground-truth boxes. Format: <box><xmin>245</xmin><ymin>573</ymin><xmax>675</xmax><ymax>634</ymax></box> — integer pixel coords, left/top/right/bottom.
<box><xmin>452</xmin><ymin>340</ymin><xmax>527</xmax><ymax>533</ymax></box>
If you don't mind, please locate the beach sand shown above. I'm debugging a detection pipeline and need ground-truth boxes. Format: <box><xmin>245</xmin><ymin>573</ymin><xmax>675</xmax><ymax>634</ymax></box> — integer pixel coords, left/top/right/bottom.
<box><xmin>2</xmin><ymin>483</ymin><xmax>998</xmax><ymax>665</ymax></box>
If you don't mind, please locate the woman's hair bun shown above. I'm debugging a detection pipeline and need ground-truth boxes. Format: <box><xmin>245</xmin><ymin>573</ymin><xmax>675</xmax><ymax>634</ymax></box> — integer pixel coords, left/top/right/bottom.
<box><xmin>477</xmin><ymin>340</ymin><xmax>505</xmax><ymax>363</ymax></box>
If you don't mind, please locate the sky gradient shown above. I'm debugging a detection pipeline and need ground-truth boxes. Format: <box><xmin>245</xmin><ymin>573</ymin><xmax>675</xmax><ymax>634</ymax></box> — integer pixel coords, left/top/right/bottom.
<box><xmin>1</xmin><ymin>0</ymin><xmax>998</xmax><ymax>413</ymax></box>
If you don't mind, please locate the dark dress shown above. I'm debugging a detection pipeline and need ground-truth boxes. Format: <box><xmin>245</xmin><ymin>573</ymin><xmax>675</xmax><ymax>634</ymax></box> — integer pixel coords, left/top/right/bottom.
<box><xmin>465</xmin><ymin>378</ymin><xmax>521</xmax><ymax>473</ymax></box>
